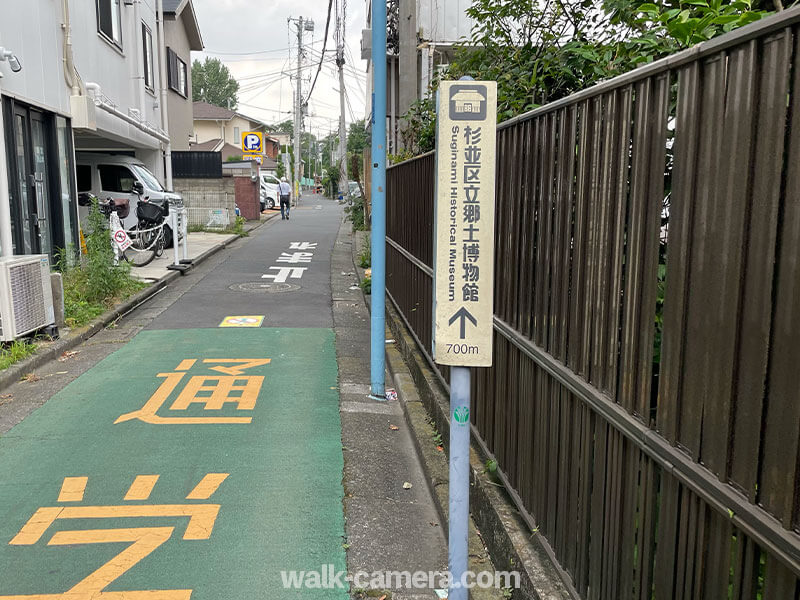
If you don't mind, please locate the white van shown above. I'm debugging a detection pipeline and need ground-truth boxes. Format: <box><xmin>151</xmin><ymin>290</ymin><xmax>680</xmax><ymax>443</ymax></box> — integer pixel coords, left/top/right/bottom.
<box><xmin>260</xmin><ymin>173</ymin><xmax>281</xmax><ymax>210</ymax></box>
<box><xmin>75</xmin><ymin>153</ymin><xmax>182</xmax><ymax>246</ymax></box>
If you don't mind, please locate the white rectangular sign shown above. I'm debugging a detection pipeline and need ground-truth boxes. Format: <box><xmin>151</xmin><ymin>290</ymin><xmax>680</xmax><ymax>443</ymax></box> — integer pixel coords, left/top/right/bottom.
<box><xmin>433</xmin><ymin>80</ymin><xmax>497</xmax><ymax>367</ymax></box>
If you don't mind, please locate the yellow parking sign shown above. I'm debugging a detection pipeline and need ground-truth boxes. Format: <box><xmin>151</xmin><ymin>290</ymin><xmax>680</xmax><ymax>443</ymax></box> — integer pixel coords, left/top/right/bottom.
<box><xmin>242</xmin><ymin>131</ymin><xmax>263</xmax><ymax>154</ymax></box>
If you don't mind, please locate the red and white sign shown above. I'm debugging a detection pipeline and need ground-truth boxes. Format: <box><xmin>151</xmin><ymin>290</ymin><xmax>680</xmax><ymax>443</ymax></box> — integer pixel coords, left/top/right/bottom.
<box><xmin>110</xmin><ymin>213</ymin><xmax>132</xmax><ymax>251</ymax></box>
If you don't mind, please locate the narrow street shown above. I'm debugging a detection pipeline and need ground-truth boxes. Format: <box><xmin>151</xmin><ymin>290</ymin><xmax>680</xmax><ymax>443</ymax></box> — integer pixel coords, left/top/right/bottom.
<box><xmin>0</xmin><ymin>194</ymin><xmax>445</xmax><ymax>599</ymax></box>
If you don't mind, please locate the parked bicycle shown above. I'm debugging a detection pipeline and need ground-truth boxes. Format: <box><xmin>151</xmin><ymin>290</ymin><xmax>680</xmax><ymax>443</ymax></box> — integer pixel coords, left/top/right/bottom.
<box><xmin>78</xmin><ymin>192</ymin><xmax>169</xmax><ymax>267</ymax></box>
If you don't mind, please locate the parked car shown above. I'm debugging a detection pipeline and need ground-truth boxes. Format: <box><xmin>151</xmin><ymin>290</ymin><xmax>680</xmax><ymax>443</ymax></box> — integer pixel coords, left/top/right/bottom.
<box><xmin>260</xmin><ymin>173</ymin><xmax>281</xmax><ymax>210</ymax></box>
<box><xmin>75</xmin><ymin>153</ymin><xmax>182</xmax><ymax>246</ymax></box>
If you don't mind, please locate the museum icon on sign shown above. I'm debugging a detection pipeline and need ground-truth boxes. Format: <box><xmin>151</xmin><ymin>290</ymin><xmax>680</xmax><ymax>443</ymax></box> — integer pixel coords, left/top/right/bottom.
<box><xmin>449</xmin><ymin>85</ymin><xmax>488</xmax><ymax>121</ymax></box>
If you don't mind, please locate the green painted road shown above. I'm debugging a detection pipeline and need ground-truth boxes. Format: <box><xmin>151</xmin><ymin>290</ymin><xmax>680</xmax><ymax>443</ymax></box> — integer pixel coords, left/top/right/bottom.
<box><xmin>0</xmin><ymin>328</ymin><xmax>348</xmax><ymax>599</ymax></box>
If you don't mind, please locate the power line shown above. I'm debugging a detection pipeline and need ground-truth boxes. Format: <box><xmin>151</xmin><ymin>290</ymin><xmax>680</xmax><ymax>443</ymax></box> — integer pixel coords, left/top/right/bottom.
<box><xmin>304</xmin><ymin>0</ymin><xmax>334</xmax><ymax>104</ymax></box>
<box><xmin>202</xmin><ymin>39</ymin><xmax>325</xmax><ymax>58</ymax></box>
<box><xmin>236</xmin><ymin>101</ymin><xmax>293</xmax><ymax>116</ymax></box>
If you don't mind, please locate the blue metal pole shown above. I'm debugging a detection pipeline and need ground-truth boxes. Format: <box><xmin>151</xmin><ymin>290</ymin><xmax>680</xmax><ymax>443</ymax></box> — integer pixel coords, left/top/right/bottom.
<box><xmin>448</xmin><ymin>366</ymin><xmax>471</xmax><ymax>599</ymax></box>
<box><xmin>370</xmin><ymin>0</ymin><xmax>387</xmax><ymax>398</ymax></box>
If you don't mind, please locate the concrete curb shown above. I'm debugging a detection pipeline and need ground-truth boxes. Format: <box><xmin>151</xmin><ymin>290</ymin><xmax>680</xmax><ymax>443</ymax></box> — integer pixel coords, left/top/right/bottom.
<box><xmin>350</xmin><ymin>231</ymin><xmax>573</xmax><ymax>600</ymax></box>
<box><xmin>0</xmin><ymin>224</ymin><xmax>259</xmax><ymax>393</ymax></box>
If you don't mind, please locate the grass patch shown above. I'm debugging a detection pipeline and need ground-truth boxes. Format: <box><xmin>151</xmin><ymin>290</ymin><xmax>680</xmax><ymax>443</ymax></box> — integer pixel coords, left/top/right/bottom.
<box><xmin>0</xmin><ymin>340</ymin><xmax>37</xmax><ymax>371</ymax></box>
<box><xmin>360</xmin><ymin>276</ymin><xmax>371</xmax><ymax>295</ymax></box>
<box><xmin>187</xmin><ymin>215</ymin><xmax>248</xmax><ymax>237</ymax></box>
<box><xmin>358</xmin><ymin>237</ymin><xmax>371</xmax><ymax>269</ymax></box>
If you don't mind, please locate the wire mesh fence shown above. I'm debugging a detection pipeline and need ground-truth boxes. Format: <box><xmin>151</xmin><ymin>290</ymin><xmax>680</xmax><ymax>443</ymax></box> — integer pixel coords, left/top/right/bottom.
<box><xmin>177</xmin><ymin>190</ymin><xmax>236</xmax><ymax>229</ymax></box>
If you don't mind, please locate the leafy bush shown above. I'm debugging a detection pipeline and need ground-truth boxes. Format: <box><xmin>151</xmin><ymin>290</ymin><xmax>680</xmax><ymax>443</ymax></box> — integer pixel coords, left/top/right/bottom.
<box><xmin>58</xmin><ymin>200</ymin><xmax>146</xmax><ymax>328</ymax></box>
<box><xmin>345</xmin><ymin>195</ymin><xmax>367</xmax><ymax>231</ymax></box>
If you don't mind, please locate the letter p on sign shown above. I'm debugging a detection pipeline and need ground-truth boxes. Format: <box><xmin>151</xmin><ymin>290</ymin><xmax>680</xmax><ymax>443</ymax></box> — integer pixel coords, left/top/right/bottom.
<box><xmin>242</xmin><ymin>132</ymin><xmax>263</xmax><ymax>154</ymax></box>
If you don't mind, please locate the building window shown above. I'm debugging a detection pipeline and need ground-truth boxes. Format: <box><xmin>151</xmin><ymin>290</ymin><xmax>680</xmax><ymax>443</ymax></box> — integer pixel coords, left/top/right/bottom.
<box><xmin>178</xmin><ymin>59</ymin><xmax>188</xmax><ymax>96</ymax></box>
<box><xmin>142</xmin><ymin>24</ymin><xmax>154</xmax><ymax>91</ymax></box>
<box><xmin>98</xmin><ymin>165</ymin><xmax>135</xmax><ymax>193</ymax></box>
<box><xmin>76</xmin><ymin>165</ymin><xmax>92</xmax><ymax>193</ymax></box>
<box><xmin>96</xmin><ymin>0</ymin><xmax>123</xmax><ymax>48</ymax></box>
<box><xmin>234</xmin><ymin>127</ymin><xmax>240</xmax><ymax>143</ymax></box>
<box><xmin>167</xmin><ymin>48</ymin><xmax>188</xmax><ymax>97</ymax></box>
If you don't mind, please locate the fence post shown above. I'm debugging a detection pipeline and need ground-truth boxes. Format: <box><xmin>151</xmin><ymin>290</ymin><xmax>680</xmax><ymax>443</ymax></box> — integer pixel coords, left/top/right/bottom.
<box><xmin>166</xmin><ymin>206</ymin><xmax>190</xmax><ymax>273</ymax></box>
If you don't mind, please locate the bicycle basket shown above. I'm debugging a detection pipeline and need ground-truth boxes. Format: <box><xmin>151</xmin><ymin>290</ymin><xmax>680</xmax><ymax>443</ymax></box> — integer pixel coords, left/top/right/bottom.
<box><xmin>136</xmin><ymin>201</ymin><xmax>165</xmax><ymax>223</ymax></box>
<box><xmin>113</xmin><ymin>198</ymin><xmax>130</xmax><ymax>219</ymax></box>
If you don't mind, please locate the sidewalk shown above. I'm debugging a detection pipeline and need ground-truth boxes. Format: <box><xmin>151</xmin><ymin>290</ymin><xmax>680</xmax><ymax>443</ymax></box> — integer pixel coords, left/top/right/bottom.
<box><xmin>331</xmin><ymin>217</ymin><xmax>450</xmax><ymax>599</ymax></box>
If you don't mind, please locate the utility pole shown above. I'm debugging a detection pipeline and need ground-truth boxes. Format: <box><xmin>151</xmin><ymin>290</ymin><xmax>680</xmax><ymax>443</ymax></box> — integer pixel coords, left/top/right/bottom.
<box><xmin>293</xmin><ymin>16</ymin><xmax>304</xmax><ymax>202</ymax></box>
<box><xmin>335</xmin><ymin>3</ymin><xmax>348</xmax><ymax>196</ymax></box>
<box><xmin>337</xmin><ymin>51</ymin><xmax>348</xmax><ymax>195</ymax></box>
<box><xmin>306</xmin><ymin>118</ymin><xmax>312</xmax><ymax>183</ymax></box>
<box><xmin>289</xmin><ymin>16</ymin><xmax>313</xmax><ymax>201</ymax></box>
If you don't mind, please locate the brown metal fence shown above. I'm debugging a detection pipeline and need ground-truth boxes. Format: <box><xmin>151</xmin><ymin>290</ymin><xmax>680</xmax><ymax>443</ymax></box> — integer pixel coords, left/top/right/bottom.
<box><xmin>386</xmin><ymin>7</ymin><xmax>800</xmax><ymax>599</ymax></box>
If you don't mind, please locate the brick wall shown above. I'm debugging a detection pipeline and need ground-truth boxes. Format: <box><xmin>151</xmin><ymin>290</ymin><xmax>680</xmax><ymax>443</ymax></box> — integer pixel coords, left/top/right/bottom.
<box><xmin>234</xmin><ymin>176</ymin><xmax>260</xmax><ymax>220</ymax></box>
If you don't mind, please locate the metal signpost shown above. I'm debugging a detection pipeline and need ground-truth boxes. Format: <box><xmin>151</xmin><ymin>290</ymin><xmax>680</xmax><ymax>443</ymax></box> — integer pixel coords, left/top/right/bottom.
<box><xmin>433</xmin><ymin>78</ymin><xmax>497</xmax><ymax>599</ymax></box>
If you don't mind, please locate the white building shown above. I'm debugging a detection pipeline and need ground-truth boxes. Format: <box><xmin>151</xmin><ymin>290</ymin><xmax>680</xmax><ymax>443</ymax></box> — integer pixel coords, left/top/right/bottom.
<box><xmin>0</xmin><ymin>0</ymin><xmax>183</xmax><ymax>260</ymax></box>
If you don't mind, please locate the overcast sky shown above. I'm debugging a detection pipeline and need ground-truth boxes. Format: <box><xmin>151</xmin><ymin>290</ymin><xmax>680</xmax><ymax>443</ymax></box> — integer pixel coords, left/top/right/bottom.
<box><xmin>191</xmin><ymin>0</ymin><xmax>369</xmax><ymax>138</ymax></box>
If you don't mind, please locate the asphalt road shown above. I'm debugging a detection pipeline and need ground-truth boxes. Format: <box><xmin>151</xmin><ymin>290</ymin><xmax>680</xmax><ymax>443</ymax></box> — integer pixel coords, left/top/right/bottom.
<box><xmin>148</xmin><ymin>198</ymin><xmax>339</xmax><ymax>330</ymax></box>
<box><xmin>0</xmin><ymin>195</ymin><xmax>351</xmax><ymax>599</ymax></box>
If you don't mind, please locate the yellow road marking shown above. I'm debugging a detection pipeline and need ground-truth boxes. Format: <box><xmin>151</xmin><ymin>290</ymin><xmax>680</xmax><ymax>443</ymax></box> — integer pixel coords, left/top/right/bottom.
<box><xmin>218</xmin><ymin>315</ymin><xmax>264</xmax><ymax>328</ymax></box>
<box><xmin>124</xmin><ymin>475</ymin><xmax>160</xmax><ymax>501</ymax></box>
<box><xmin>169</xmin><ymin>376</ymin><xmax>263</xmax><ymax>411</ymax></box>
<box><xmin>186</xmin><ymin>473</ymin><xmax>229</xmax><ymax>500</ymax></box>
<box><xmin>57</xmin><ymin>477</ymin><xmax>87</xmax><ymax>502</ymax></box>
<box><xmin>114</xmin><ymin>372</ymin><xmax>253</xmax><ymax>425</ymax></box>
<box><xmin>203</xmin><ymin>358</ymin><xmax>271</xmax><ymax>375</ymax></box>
<box><xmin>9</xmin><ymin>504</ymin><xmax>220</xmax><ymax>544</ymax></box>
<box><xmin>115</xmin><ymin>359</ymin><xmax>271</xmax><ymax>425</ymax></box>
<box><xmin>0</xmin><ymin>592</ymin><xmax>191</xmax><ymax>599</ymax></box>
<box><xmin>51</xmin><ymin>527</ymin><xmax>178</xmax><ymax>596</ymax></box>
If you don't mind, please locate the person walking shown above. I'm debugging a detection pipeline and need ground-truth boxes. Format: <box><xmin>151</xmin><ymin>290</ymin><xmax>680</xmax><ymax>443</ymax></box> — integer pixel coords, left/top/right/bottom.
<box><xmin>278</xmin><ymin>177</ymin><xmax>292</xmax><ymax>220</ymax></box>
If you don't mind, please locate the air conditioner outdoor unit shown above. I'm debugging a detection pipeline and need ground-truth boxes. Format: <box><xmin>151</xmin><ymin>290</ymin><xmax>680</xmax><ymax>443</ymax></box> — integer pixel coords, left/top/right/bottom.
<box><xmin>0</xmin><ymin>255</ymin><xmax>55</xmax><ymax>342</ymax></box>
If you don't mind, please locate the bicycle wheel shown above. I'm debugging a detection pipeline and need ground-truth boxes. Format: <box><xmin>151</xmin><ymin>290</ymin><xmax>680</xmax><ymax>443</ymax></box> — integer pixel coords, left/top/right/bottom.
<box><xmin>122</xmin><ymin>223</ymin><xmax>158</xmax><ymax>267</ymax></box>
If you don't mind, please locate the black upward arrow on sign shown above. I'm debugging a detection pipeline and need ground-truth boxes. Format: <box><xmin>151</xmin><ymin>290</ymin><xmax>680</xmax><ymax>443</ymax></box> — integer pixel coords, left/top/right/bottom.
<box><xmin>449</xmin><ymin>307</ymin><xmax>478</xmax><ymax>339</ymax></box>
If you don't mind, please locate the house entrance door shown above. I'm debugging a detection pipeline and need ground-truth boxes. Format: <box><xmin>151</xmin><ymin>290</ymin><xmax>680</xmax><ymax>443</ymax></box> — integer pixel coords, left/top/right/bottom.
<box><xmin>9</xmin><ymin>106</ymin><xmax>54</xmax><ymax>257</ymax></box>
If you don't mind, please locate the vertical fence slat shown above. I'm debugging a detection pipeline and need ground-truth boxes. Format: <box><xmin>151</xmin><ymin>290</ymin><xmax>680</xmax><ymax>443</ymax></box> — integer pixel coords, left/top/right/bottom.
<box><xmin>730</xmin><ymin>30</ymin><xmax>792</xmax><ymax>501</ymax></box>
<box><xmin>700</xmin><ymin>41</ymin><xmax>758</xmax><ymax>478</ymax></box>
<box><xmin>657</xmin><ymin>62</ymin><xmax>700</xmax><ymax>443</ymax></box>
<box><xmin>679</xmin><ymin>54</ymin><xmax>727</xmax><ymax>458</ymax></box>
<box><xmin>569</xmin><ymin>100</ymin><xmax>592</xmax><ymax>376</ymax></box>
<box><xmin>759</xmin><ymin>27</ymin><xmax>800</xmax><ymax>529</ymax></box>
<box><xmin>654</xmin><ymin>473</ymin><xmax>681</xmax><ymax>599</ymax></box>
<box><xmin>517</xmin><ymin>120</ymin><xmax>535</xmax><ymax>334</ymax></box>
<box><xmin>591</xmin><ymin>91</ymin><xmax>616</xmax><ymax>393</ymax></box>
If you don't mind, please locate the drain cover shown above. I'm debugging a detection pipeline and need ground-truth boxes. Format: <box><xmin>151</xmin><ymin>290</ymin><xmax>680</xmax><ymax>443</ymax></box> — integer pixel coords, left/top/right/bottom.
<box><xmin>229</xmin><ymin>282</ymin><xmax>301</xmax><ymax>293</ymax></box>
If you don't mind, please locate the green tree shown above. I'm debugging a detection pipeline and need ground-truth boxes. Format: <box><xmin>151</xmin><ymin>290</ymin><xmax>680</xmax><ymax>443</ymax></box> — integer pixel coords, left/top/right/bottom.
<box><xmin>346</xmin><ymin>120</ymin><xmax>369</xmax><ymax>155</ymax></box>
<box><xmin>192</xmin><ymin>57</ymin><xmax>240</xmax><ymax>110</ymax></box>
<box><xmin>271</xmin><ymin>119</ymin><xmax>295</xmax><ymax>134</ymax></box>
<box><xmin>401</xmin><ymin>0</ymin><xmax>772</xmax><ymax>153</ymax></box>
